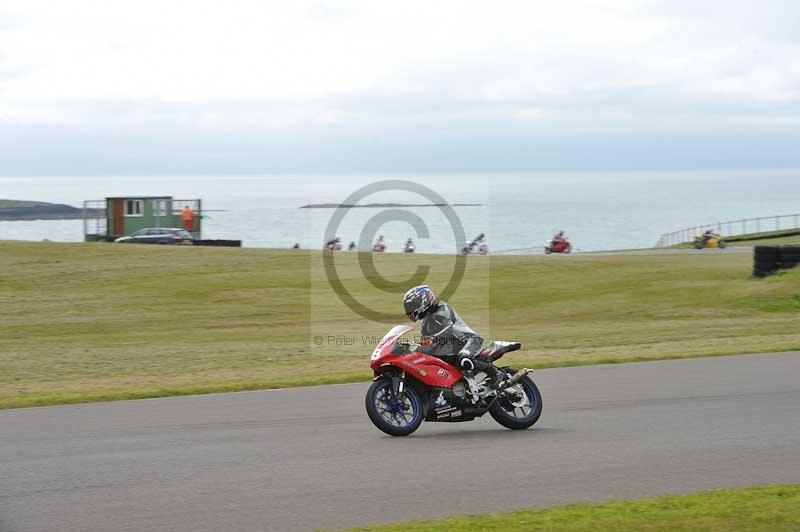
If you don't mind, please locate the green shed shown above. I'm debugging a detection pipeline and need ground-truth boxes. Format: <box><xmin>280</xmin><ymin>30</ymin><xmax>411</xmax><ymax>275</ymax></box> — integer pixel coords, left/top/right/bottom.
<box><xmin>83</xmin><ymin>196</ymin><xmax>203</xmax><ymax>241</ymax></box>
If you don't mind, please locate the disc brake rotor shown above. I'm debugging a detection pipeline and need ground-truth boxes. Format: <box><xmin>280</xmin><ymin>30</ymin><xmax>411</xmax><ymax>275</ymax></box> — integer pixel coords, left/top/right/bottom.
<box><xmin>507</xmin><ymin>385</ymin><xmax>530</xmax><ymax>408</ymax></box>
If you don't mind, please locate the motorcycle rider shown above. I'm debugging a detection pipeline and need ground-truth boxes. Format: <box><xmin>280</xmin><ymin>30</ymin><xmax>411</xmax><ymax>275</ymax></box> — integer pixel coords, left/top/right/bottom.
<box><xmin>403</xmin><ymin>284</ymin><xmax>502</xmax><ymax>390</ymax></box>
<box><xmin>462</xmin><ymin>233</ymin><xmax>486</xmax><ymax>255</ymax></box>
<box><xmin>552</xmin><ymin>230</ymin><xmax>566</xmax><ymax>245</ymax></box>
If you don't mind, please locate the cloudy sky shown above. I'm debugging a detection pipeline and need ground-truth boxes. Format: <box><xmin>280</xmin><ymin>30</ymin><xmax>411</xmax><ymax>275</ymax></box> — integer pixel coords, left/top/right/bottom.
<box><xmin>1</xmin><ymin>0</ymin><xmax>798</xmax><ymax>175</ymax></box>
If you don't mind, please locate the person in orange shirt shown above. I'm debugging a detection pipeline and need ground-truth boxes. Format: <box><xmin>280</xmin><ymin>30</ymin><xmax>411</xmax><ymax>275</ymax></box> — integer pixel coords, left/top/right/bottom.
<box><xmin>181</xmin><ymin>205</ymin><xmax>196</xmax><ymax>232</ymax></box>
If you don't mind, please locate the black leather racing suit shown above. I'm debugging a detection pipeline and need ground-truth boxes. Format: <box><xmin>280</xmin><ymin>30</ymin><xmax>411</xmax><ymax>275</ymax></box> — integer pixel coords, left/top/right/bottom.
<box><xmin>418</xmin><ymin>301</ymin><xmax>499</xmax><ymax>382</ymax></box>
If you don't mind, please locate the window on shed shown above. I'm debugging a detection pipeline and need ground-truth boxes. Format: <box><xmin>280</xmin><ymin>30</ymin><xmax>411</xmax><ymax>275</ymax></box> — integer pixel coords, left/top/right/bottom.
<box><xmin>125</xmin><ymin>199</ymin><xmax>143</xmax><ymax>217</ymax></box>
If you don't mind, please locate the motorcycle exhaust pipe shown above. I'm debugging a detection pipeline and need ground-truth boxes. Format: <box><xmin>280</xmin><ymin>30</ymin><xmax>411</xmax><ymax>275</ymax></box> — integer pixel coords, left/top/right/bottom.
<box><xmin>502</xmin><ymin>368</ymin><xmax>532</xmax><ymax>389</ymax></box>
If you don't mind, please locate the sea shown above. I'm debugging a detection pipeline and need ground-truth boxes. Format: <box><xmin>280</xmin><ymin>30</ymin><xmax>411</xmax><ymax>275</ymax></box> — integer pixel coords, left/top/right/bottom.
<box><xmin>1</xmin><ymin>171</ymin><xmax>799</xmax><ymax>253</ymax></box>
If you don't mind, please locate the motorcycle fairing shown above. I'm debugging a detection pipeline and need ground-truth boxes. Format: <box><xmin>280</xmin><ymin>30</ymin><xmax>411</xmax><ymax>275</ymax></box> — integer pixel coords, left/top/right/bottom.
<box><xmin>425</xmin><ymin>387</ymin><xmax>476</xmax><ymax>422</ymax></box>
<box><xmin>370</xmin><ymin>325</ymin><xmax>465</xmax><ymax>388</ymax></box>
<box><xmin>375</xmin><ymin>352</ymin><xmax>463</xmax><ymax>389</ymax></box>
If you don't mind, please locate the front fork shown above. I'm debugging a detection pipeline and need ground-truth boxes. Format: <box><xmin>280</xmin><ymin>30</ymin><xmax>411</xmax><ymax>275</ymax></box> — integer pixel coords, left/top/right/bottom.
<box><xmin>390</xmin><ymin>371</ymin><xmax>406</xmax><ymax>404</ymax></box>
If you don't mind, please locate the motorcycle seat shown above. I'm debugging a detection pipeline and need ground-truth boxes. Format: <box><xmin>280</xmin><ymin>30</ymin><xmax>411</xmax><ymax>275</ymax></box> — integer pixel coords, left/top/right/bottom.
<box><xmin>478</xmin><ymin>341</ymin><xmax>521</xmax><ymax>361</ymax></box>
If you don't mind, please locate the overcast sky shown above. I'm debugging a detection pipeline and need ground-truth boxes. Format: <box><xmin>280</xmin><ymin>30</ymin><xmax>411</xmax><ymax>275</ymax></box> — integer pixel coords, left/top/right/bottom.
<box><xmin>1</xmin><ymin>0</ymin><xmax>798</xmax><ymax>175</ymax></box>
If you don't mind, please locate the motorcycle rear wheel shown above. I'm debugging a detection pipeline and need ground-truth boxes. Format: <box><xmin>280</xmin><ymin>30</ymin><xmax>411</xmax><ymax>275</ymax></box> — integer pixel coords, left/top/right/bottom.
<box><xmin>365</xmin><ymin>378</ymin><xmax>424</xmax><ymax>436</ymax></box>
<box><xmin>490</xmin><ymin>370</ymin><xmax>542</xmax><ymax>430</ymax></box>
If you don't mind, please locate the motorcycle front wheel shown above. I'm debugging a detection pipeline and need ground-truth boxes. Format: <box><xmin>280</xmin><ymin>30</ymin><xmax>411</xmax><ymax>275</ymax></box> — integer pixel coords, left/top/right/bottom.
<box><xmin>365</xmin><ymin>378</ymin><xmax>424</xmax><ymax>436</ymax></box>
<box><xmin>490</xmin><ymin>369</ymin><xmax>542</xmax><ymax>430</ymax></box>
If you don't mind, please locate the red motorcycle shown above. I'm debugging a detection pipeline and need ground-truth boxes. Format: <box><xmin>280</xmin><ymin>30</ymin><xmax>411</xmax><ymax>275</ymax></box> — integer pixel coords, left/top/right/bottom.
<box><xmin>365</xmin><ymin>325</ymin><xmax>542</xmax><ymax>436</ymax></box>
<box><xmin>545</xmin><ymin>238</ymin><xmax>571</xmax><ymax>254</ymax></box>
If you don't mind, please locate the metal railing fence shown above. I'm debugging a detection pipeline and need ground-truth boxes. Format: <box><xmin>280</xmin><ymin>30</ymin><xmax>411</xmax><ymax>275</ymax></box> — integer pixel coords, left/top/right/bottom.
<box><xmin>656</xmin><ymin>213</ymin><xmax>800</xmax><ymax>247</ymax></box>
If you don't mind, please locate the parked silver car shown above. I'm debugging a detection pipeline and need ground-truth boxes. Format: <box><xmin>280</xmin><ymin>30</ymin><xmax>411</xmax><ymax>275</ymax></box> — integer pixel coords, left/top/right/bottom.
<box><xmin>114</xmin><ymin>228</ymin><xmax>194</xmax><ymax>245</ymax></box>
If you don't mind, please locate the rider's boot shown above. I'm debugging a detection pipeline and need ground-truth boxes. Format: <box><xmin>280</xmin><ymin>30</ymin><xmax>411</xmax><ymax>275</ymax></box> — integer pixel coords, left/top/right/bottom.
<box><xmin>460</xmin><ymin>355</ymin><xmax>503</xmax><ymax>390</ymax></box>
<box><xmin>476</xmin><ymin>359</ymin><xmax>505</xmax><ymax>390</ymax></box>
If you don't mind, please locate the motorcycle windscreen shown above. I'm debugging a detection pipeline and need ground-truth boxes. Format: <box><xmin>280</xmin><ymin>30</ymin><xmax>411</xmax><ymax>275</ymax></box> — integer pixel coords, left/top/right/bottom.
<box><xmin>371</xmin><ymin>325</ymin><xmax>414</xmax><ymax>361</ymax></box>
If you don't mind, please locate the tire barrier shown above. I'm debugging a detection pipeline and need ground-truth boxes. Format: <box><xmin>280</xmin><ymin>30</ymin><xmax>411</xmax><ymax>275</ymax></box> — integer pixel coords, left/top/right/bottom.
<box><xmin>780</xmin><ymin>245</ymin><xmax>800</xmax><ymax>270</ymax></box>
<box><xmin>194</xmin><ymin>239</ymin><xmax>242</xmax><ymax>247</ymax></box>
<box><xmin>753</xmin><ymin>246</ymin><xmax>800</xmax><ymax>277</ymax></box>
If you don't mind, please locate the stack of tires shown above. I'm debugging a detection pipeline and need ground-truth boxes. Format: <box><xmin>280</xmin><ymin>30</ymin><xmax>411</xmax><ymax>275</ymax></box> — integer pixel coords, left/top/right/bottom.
<box><xmin>781</xmin><ymin>245</ymin><xmax>800</xmax><ymax>270</ymax></box>
<box><xmin>753</xmin><ymin>246</ymin><xmax>800</xmax><ymax>277</ymax></box>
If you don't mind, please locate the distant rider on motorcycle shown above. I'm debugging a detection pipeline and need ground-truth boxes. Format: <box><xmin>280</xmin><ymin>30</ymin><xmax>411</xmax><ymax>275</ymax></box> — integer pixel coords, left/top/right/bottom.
<box><xmin>373</xmin><ymin>235</ymin><xmax>386</xmax><ymax>252</ymax></box>
<box><xmin>552</xmin><ymin>230</ymin><xmax>566</xmax><ymax>244</ymax></box>
<box><xmin>326</xmin><ymin>237</ymin><xmax>341</xmax><ymax>250</ymax></box>
<box><xmin>403</xmin><ymin>285</ymin><xmax>501</xmax><ymax>389</ymax></box>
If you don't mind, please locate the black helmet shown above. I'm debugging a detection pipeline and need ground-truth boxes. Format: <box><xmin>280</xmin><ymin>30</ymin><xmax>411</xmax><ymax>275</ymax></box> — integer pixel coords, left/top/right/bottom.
<box><xmin>403</xmin><ymin>285</ymin><xmax>435</xmax><ymax>321</ymax></box>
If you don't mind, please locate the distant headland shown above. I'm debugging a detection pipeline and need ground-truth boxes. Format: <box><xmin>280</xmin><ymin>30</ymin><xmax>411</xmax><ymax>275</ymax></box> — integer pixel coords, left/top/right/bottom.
<box><xmin>0</xmin><ymin>200</ymin><xmax>104</xmax><ymax>221</ymax></box>
<box><xmin>300</xmin><ymin>203</ymin><xmax>482</xmax><ymax>209</ymax></box>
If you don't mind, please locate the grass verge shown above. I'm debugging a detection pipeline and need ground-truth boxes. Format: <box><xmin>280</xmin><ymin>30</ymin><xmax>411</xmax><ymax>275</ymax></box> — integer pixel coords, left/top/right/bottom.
<box><xmin>1</xmin><ymin>241</ymin><xmax>799</xmax><ymax>409</ymax></box>
<box><xmin>328</xmin><ymin>484</ymin><xmax>800</xmax><ymax>531</ymax></box>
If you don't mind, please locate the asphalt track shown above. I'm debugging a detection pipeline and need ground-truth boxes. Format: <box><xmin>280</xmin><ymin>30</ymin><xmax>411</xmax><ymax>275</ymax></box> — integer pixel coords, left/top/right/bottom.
<box><xmin>2</xmin><ymin>352</ymin><xmax>799</xmax><ymax>532</ymax></box>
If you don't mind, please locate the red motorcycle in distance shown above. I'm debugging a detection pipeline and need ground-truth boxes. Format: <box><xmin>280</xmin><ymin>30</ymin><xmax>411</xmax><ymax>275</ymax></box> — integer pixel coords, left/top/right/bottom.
<box><xmin>365</xmin><ymin>325</ymin><xmax>542</xmax><ymax>436</ymax></box>
<box><xmin>545</xmin><ymin>238</ymin><xmax>572</xmax><ymax>254</ymax></box>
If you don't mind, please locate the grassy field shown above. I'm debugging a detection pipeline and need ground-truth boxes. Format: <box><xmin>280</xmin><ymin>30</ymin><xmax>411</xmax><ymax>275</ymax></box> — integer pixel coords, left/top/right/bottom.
<box><xmin>329</xmin><ymin>484</ymin><xmax>800</xmax><ymax>532</ymax></box>
<box><xmin>1</xmin><ymin>241</ymin><xmax>799</xmax><ymax>409</ymax></box>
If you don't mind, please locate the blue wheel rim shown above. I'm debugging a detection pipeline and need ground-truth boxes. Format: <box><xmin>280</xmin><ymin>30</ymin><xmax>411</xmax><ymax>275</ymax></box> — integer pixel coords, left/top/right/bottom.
<box><xmin>502</xmin><ymin>378</ymin><xmax>538</xmax><ymax>420</ymax></box>
<box><xmin>373</xmin><ymin>381</ymin><xmax>421</xmax><ymax>429</ymax></box>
